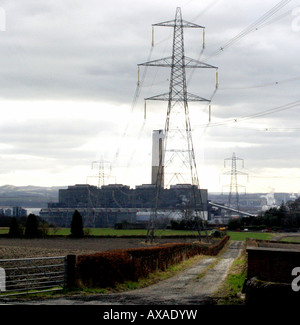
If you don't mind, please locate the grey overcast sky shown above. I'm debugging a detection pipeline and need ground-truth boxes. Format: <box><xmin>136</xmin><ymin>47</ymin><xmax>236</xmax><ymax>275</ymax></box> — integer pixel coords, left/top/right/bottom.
<box><xmin>0</xmin><ymin>0</ymin><xmax>300</xmax><ymax>193</ymax></box>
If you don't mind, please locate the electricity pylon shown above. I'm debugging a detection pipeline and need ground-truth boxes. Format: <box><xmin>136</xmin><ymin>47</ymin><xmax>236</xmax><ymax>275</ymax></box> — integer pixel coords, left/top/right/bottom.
<box><xmin>86</xmin><ymin>159</ymin><xmax>112</xmax><ymax>188</ymax></box>
<box><xmin>222</xmin><ymin>152</ymin><xmax>248</xmax><ymax>216</ymax></box>
<box><xmin>138</xmin><ymin>7</ymin><xmax>218</xmax><ymax>242</ymax></box>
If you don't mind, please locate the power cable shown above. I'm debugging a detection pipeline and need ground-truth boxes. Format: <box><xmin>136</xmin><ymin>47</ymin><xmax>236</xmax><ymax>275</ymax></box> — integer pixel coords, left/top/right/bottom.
<box><xmin>193</xmin><ymin>99</ymin><xmax>300</xmax><ymax>129</ymax></box>
<box><xmin>219</xmin><ymin>75</ymin><xmax>300</xmax><ymax>90</ymax></box>
<box><xmin>191</xmin><ymin>0</ymin><xmax>222</xmax><ymax>21</ymax></box>
<box><xmin>204</xmin><ymin>0</ymin><xmax>292</xmax><ymax>60</ymax></box>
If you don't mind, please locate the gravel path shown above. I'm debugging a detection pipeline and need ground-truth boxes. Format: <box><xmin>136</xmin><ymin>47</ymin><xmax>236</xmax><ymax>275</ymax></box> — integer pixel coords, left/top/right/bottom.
<box><xmin>7</xmin><ymin>240</ymin><xmax>243</xmax><ymax>305</ymax></box>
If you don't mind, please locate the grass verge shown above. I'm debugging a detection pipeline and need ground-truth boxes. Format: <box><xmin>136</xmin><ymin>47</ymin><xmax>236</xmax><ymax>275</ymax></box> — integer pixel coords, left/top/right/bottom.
<box><xmin>280</xmin><ymin>236</ymin><xmax>300</xmax><ymax>243</ymax></box>
<box><xmin>213</xmin><ymin>243</ymin><xmax>247</xmax><ymax>305</ymax></box>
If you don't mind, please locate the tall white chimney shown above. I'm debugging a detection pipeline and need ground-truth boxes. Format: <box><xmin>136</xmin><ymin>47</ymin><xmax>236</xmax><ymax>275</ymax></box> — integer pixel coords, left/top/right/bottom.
<box><xmin>151</xmin><ymin>129</ymin><xmax>164</xmax><ymax>187</ymax></box>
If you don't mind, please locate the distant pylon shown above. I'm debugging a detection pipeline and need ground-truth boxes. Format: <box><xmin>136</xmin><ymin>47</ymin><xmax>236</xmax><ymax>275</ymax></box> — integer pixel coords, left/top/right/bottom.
<box><xmin>86</xmin><ymin>159</ymin><xmax>112</xmax><ymax>188</ymax></box>
<box><xmin>138</xmin><ymin>7</ymin><xmax>218</xmax><ymax>242</ymax></box>
<box><xmin>221</xmin><ymin>152</ymin><xmax>248</xmax><ymax>216</ymax></box>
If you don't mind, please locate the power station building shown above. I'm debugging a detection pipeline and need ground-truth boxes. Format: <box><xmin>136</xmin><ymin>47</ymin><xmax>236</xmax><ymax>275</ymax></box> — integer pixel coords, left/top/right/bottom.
<box><xmin>40</xmin><ymin>183</ymin><xmax>208</xmax><ymax>227</ymax></box>
<box><xmin>40</xmin><ymin>129</ymin><xmax>209</xmax><ymax>227</ymax></box>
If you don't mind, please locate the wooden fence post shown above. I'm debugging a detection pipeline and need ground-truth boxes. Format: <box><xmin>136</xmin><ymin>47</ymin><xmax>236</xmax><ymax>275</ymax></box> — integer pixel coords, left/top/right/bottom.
<box><xmin>65</xmin><ymin>255</ymin><xmax>76</xmax><ymax>288</ymax></box>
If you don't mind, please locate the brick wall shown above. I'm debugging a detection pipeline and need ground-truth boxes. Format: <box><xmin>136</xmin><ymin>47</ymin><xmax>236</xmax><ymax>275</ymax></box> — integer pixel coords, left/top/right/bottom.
<box><xmin>247</xmin><ymin>246</ymin><xmax>300</xmax><ymax>283</ymax></box>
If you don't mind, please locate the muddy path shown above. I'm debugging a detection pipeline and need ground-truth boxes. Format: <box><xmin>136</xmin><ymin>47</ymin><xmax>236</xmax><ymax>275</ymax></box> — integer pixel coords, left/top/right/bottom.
<box><xmin>7</xmin><ymin>241</ymin><xmax>243</xmax><ymax>305</ymax></box>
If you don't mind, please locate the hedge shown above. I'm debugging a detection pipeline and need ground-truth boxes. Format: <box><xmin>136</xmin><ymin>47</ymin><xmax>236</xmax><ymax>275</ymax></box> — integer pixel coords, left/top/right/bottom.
<box><xmin>74</xmin><ymin>235</ymin><xmax>230</xmax><ymax>288</ymax></box>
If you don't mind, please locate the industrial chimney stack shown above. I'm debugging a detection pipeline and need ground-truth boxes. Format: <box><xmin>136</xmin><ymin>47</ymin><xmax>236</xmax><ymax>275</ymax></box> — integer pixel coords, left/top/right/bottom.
<box><xmin>151</xmin><ymin>129</ymin><xmax>164</xmax><ymax>188</ymax></box>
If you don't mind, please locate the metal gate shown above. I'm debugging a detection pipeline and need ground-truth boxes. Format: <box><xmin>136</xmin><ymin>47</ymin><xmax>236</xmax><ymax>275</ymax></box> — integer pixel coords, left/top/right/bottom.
<box><xmin>0</xmin><ymin>256</ymin><xmax>66</xmax><ymax>297</ymax></box>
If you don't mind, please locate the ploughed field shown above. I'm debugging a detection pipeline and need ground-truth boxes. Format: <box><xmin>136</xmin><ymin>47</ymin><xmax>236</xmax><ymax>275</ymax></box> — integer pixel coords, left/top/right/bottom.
<box><xmin>0</xmin><ymin>237</ymin><xmax>201</xmax><ymax>259</ymax></box>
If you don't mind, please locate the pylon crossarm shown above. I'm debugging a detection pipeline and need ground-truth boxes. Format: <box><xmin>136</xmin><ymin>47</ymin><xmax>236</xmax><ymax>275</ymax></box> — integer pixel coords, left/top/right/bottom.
<box><xmin>235</xmin><ymin>171</ymin><xmax>248</xmax><ymax>176</ymax></box>
<box><xmin>138</xmin><ymin>56</ymin><xmax>217</xmax><ymax>69</ymax></box>
<box><xmin>152</xmin><ymin>20</ymin><xmax>176</xmax><ymax>27</ymax></box>
<box><xmin>138</xmin><ymin>57</ymin><xmax>172</xmax><ymax>67</ymax></box>
<box><xmin>153</xmin><ymin>19</ymin><xmax>204</xmax><ymax>29</ymax></box>
<box><xmin>187</xmin><ymin>92</ymin><xmax>210</xmax><ymax>102</ymax></box>
<box><xmin>144</xmin><ymin>93</ymin><xmax>170</xmax><ymax>101</ymax></box>
<box><xmin>185</xmin><ymin>57</ymin><xmax>217</xmax><ymax>69</ymax></box>
<box><xmin>145</xmin><ymin>92</ymin><xmax>210</xmax><ymax>102</ymax></box>
<box><xmin>182</xmin><ymin>20</ymin><xmax>205</xmax><ymax>29</ymax></box>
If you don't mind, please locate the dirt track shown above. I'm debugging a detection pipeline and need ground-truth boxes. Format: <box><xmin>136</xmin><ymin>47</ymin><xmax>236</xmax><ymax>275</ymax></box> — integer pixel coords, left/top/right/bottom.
<box><xmin>5</xmin><ymin>240</ymin><xmax>243</xmax><ymax>305</ymax></box>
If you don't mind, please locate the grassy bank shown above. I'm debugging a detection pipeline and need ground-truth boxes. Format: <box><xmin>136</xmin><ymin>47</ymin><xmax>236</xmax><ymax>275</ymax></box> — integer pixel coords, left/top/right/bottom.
<box><xmin>214</xmin><ymin>244</ymin><xmax>247</xmax><ymax>305</ymax></box>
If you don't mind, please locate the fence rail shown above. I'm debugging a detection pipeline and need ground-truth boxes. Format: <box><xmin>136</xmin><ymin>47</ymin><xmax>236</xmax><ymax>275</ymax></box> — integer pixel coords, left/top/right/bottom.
<box><xmin>0</xmin><ymin>256</ymin><xmax>66</xmax><ymax>297</ymax></box>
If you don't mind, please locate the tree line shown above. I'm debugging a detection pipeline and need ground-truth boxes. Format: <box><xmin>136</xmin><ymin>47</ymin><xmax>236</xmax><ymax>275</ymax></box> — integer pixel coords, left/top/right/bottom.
<box><xmin>3</xmin><ymin>209</ymin><xmax>85</xmax><ymax>238</ymax></box>
<box><xmin>228</xmin><ymin>197</ymin><xmax>300</xmax><ymax>231</ymax></box>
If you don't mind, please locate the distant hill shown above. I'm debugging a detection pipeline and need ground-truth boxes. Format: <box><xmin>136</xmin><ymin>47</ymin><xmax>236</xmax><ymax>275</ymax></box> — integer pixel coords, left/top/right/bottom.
<box><xmin>0</xmin><ymin>185</ymin><xmax>66</xmax><ymax>208</ymax></box>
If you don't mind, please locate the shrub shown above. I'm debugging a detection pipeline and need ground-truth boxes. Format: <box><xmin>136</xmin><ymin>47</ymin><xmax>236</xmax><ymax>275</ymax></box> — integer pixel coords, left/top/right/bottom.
<box><xmin>25</xmin><ymin>214</ymin><xmax>39</xmax><ymax>238</ymax></box>
<box><xmin>76</xmin><ymin>250</ymin><xmax>134</xmax><ymax>288</ymax></box>
<box><xmin>210</xmin><ymin>229</ymin><xmax>227</xmax><ymax>238</ymax></box>
<box><xmin>70</xmin><ymin>210</ymin><xmax>84</xmax><ymax>238</ymax></box>
<box><xmin>8</xmin><ymin>217</ymin><xmax>23</xmax><ymax>238</ymax></box>
<box><xmin>38</xmin><ymin>222</ymin><xmax>49</xmax><ymax>237</ymax></box>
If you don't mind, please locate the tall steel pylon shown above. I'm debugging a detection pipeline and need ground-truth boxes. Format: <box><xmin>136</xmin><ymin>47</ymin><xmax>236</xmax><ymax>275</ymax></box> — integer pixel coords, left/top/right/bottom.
<box><xmin>86</xmin><ymin>159</ymin><xmax>112</xmax><ymax>188</ymax></box>
<box><xmin>138</xmin><ymin>7</ymin><xmax>218</xmax><ymax>242</ymax></box>
<box><xmin>222</xmin><ymin>152</ymin><xmax>248</xmax><ymax>216</ymax></box>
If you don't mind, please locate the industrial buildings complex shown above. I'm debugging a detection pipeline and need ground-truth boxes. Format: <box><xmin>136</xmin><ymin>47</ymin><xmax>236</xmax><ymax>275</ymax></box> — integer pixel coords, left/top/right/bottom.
<box><xmin>40</xmin><ymin>183</ymin><xmax>208</xmax><ymax>228</ymax></box>
<box><xmin>40</xmin><ymin>129</ymin><xmax>209</xmax><ymax>228</ymax></box>
<box><xmin>39</xmin><ymin>129</ymin><xmax>261</xmax><ymax>228</ymax></box>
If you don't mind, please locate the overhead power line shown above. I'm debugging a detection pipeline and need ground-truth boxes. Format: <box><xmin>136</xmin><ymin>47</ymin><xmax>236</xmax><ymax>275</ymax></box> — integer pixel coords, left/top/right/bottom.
<box><xmin>219</xmin><ymin>75</ymin><xmax>300</xmax><ymax>91</ymax></box>
<box><xmin>194</xmin><ymin>99</ymin><xmax>300</xmax><ymax>129</ymax></box>
<box><xmin>206</xmin><ymin>0</ymin><xmax>292</xmax><ymax>60</ymax></box>
<box><xmin>236</xmin><ymin>100</ymin><xmax>300</xmax><ymax>121</ymax></box>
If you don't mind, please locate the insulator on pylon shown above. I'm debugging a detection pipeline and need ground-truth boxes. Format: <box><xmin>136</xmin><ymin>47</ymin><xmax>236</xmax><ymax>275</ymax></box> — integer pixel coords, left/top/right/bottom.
<box><xmin>137</xmin><ymin>66</ymin><xmax>140</xmax><ymax>86</ymax></box>
<box><xmin>216</xmin><ymin>69</ymin><xmax>219</xmax><ymax>89</ymax></box>
<box><xmin>144</xmin><ymin>101</ymin><xmax>147</xmax><ymax>120</ymax></box>
<box><xmin>203</xmin><ymin>28</ymin><xmax>205</xmax><ymax>49</ymax></box>
<box><xmin>152</xmin><ymin>26</ymin><xmax>154</xmax><ymax>47</ymax></box>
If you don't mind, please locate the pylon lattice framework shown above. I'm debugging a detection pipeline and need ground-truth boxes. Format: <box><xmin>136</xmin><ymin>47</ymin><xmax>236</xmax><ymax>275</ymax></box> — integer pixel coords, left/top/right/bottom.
<box><xmin>222</xmin><ymin>152</ymin><xmax>248</xmax><ymax>215</ymax></box>
<box><xmin>138</xmin><ymin>8</ymin><xmax>218</xmax><ymax>241</ymax></box>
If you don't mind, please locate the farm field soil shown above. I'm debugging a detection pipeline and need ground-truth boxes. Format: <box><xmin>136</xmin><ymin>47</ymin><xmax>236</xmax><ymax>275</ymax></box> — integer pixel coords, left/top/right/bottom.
<box><xmin>0</xmin><ymin>237</ymin><xmax>200</xmax><ymax>259</ymax></box>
